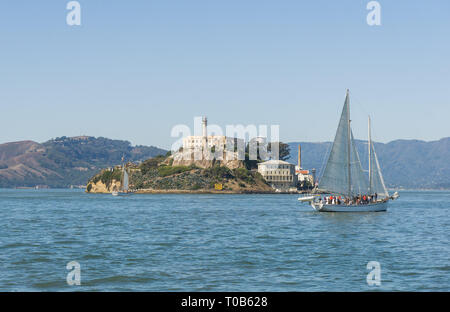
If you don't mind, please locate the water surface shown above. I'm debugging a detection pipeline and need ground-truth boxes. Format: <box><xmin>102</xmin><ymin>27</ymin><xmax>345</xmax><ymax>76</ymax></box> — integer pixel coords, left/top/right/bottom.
<box><xmin>0</xmin><ymin>189</ymin><xmax>448</xmax><ymax>291</ymax></box>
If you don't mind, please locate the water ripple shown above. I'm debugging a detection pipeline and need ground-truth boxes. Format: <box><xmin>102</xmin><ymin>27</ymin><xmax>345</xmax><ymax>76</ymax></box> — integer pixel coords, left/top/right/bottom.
<box><xmin>0</xmin><ymin>189</ymin><xmax>449</xmax><ymax>291</ymax></box>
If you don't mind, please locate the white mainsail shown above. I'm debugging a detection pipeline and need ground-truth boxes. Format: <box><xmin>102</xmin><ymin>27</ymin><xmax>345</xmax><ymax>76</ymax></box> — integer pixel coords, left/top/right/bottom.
<box><xmin>351</xmin><ymin>131</ymin><xmax>369</xmax><ymax>195</ymax></box>
<box><xmin>318</xmin><ymin>90</ymin><xmax>368</xmax><ymax>196</ymax></box>
<box><xmin>122</xmin><ymin>168</ymin><xmax>129</xmax><ymax>192</ymax></box>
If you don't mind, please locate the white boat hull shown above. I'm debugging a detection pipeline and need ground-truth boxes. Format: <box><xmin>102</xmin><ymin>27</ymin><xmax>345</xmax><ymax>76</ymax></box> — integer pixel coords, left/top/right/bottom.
<box><xmin>112</xmin><ymin>191</ymin><xmax>132</xmax><ymax>196</ymax></box>
<box><xmin>311</xmin><ymin>201</ymin><xmax>388</xmax><ymax>212</ymax></box>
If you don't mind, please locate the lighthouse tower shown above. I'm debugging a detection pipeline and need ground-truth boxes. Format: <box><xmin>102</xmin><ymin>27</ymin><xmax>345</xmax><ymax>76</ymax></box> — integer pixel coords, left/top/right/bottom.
<box><xmin>202</xmin><ymin>116</ymin><xmax>208</xmax><ymax>148</ymax></box>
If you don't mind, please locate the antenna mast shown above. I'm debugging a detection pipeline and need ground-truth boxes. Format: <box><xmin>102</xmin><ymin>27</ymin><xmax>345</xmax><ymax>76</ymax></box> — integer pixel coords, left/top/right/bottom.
<box><xmin>346</xmin><ymin>89</ymin><xmax>351</xmax><ymax>198</ymax></box>
<box><xmin>368</xmin><ymin>116</ymin><xmax>372</xmax><ymax>195</ymax></box>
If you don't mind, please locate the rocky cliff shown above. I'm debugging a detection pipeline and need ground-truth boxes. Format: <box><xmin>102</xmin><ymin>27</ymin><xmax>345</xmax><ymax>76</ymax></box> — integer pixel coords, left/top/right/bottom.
<box><xmin>170</xmin><ymin>150</ymin><xmax>245</xmax><ymax>170</ymax></box>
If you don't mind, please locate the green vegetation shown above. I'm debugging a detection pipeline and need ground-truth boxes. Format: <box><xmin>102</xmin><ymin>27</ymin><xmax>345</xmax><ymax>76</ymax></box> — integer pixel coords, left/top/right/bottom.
<box><xmin>91</xmin><ymin>168</ymin><xmax>122</xmax><ymax>188</ymax></box>
<box><xmin>204</xmin><ymin>165</ymin><xmax>233</xmax><ymax>180</ymax></box>
<box><xmin>0</xmin><ymin>136</ymin><xmax>167</xmax><ymax>188</ymax></box>
<box><xmin>297</xmin><ymin>179</ymin><xmax>313</xmax><ymax>190</ymax></box>
<box><xmin>115</xmin><ymin>153</ymin><xmax>269</xmax><ymax>191</ymax></box>
<box><xmin>268</xmin><ymin>142</ymin><xmax>291</xmax><ymax>161</ymax></box>
<box><xmin>86</xmin><ymin>183</ymin><xmax>92</xmax><ymax>192</ymax></box>
<box><xmin>43</xmin><ymin>136</ymin><xmax>166</xmax><ymax>170</ymax></box>
<box><xmin>241</xmin><ymin>141</ymin><xmax>290</xmax><ymax>169</ymax></box>
<box><xmin>243</xmin><ymin>156</ymin><xmax>258</xmax><ymax>170</ymax></box>
<box><xmin>233</xmin><ymin>168</ymin><xmax>255</xmax><ymax>184</ymax></box>
<box><xmin>140</xmin><ymin>156</ymin><xmax>166</xmax><ymax>175</ymax></box>
<box><xmin>157</xmin><ymin>165</ymin><xmax>195</xmax><ymax>177</ymax></box>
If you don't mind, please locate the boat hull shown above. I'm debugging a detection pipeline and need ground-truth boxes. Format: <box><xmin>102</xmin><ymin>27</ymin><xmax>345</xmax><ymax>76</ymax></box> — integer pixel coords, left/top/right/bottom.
<box><xmin>312</xmin><ymin>201</ymin><xmax>388</xmax><ymax>212</ymax></box>
<box><xmin>112</xmin><ymin>191</ymin><xmax>132</xmax><ymax>196</ymax></box>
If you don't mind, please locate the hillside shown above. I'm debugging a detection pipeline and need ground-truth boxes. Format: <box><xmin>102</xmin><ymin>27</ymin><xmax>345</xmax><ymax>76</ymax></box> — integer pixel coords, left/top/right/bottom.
<box><xmin>0</xmin><ymin>136</ymin><xmax>167</xmax><ymax>188</ymax></box>
<box><xmin>86</xmin><ymin>155</ymin><xmax>273</xmax><ymax>194</ymax></box>
<box><xmin>287</xmin><ymin>137</ymin><xmax>450</xmax><ymax>189</ymax></box>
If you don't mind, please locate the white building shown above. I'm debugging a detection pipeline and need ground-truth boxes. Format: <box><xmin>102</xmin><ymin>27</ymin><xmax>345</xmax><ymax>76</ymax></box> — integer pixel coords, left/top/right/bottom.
<box><xmin>257</xmin><ymin>159</ymin><xmax>297</xmax><ymax>191</ymax></box>
<box><xmin>182</xmin><ymin>117</ymin><xmax>244</xmax><ymax>152</ymax></box>
<box><xmin>183</xmin><ymin>135</ymin><xmax>241</xmax><ymax>151</ymax></box>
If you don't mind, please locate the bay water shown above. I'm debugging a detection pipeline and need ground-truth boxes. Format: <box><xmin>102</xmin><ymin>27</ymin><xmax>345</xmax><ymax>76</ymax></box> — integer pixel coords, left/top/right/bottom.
<box><xmin>0</xmin><ymin>189</ymin><xmax>448</xmax><ymax>291</ymax></box>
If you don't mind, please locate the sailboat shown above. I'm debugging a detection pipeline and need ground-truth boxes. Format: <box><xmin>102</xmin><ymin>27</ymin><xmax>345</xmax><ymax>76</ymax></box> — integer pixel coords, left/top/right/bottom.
<box><xmin>112</xmin><ymin>162</ymin><xmax>131</xmax><ymax>196</ymax></box>
<box><xmin>298</xmin><ymin>90</ymin><xmax>399</xmax><ymax>212</ymax></box>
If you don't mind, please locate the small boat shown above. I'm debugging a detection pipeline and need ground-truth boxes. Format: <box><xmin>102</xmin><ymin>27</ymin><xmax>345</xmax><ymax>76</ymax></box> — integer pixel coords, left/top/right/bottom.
<box><xmin>112</xmin><ymin>158</ymin><xmax>132</xmax><ymax>196</ymax></box>
<box><xmin>299</xmin><ymin>90</ymin><xmax>399</xmax><ymax>212</ymax></box>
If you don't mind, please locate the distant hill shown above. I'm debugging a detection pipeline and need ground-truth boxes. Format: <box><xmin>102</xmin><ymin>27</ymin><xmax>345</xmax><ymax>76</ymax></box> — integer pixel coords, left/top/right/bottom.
<box><xmin>287</xmin><ymin>137</ymin><xmax>450</xmax><ymax>189</ymax></box>
<box><xmin>1</xmin><ymin>136</ymin><xmax>449</xmax><ymax>189</ymax></box>
<box><xmin>0</xmin><ymin>136</ymin><xmax>167</xmax><ymax>188</ymax></box>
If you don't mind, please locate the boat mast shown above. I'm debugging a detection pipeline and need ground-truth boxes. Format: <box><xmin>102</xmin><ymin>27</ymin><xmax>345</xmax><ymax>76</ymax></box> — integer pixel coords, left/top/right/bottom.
<box><xmin>121</xmin><ymin>154</ymin><xmax>125</xmax><ymax>192</ymax></box>
<box><xmin>368</xmin><ymin>116</ymin><xmax>372</xmax><ymax>195</ymax></box>
<box><xmin>346</xmin><ymin>89</ymin><xmax>351</xmax><ymax>198</ymax></box>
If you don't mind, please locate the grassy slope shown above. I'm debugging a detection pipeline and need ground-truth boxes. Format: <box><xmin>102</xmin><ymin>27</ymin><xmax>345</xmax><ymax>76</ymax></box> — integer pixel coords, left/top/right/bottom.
<box><xmin>87</xmin><ymin>156</ymin><xmax>273</xmax><ymax>193</ymax></box>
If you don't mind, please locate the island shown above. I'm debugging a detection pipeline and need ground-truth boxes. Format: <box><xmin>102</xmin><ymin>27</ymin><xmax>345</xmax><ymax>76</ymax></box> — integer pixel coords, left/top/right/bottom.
<box><xmin>86</xmin><ymin>152</ymin><xmax>277</xmax><ymax>194</ymax></box>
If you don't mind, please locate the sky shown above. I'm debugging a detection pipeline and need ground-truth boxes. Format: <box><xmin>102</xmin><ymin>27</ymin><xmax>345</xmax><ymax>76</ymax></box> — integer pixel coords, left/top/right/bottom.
<box><xmin>0</xmin><ymin>0</ymin><xmax>449</xmax><ymax>149</ymax></box>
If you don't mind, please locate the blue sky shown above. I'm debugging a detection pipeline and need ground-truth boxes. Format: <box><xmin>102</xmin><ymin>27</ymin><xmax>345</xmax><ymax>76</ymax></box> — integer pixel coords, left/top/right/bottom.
<box><xmin>1</xmin><ymin>0</ymin><xmax>449</xmax><ymax>149</ymax></box>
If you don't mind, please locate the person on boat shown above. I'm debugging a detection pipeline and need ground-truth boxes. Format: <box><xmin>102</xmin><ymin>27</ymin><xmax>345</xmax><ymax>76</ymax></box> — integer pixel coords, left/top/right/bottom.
<box><xmin>374</xmin><ymin>193</ymin><xmax>378</xmax><ymax>202</ymax></box>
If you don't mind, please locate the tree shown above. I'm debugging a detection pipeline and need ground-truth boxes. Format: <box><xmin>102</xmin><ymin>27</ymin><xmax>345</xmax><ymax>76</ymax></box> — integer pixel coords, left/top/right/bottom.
<box><xmin>268</xmin><ymin>142</ymin><xmax>290</xmax><ymax>161</ymax></box>
<box><xmin>297</xmin><ymin>179</ymin><xmax>313</xmax><ymax>190</ymax></box>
